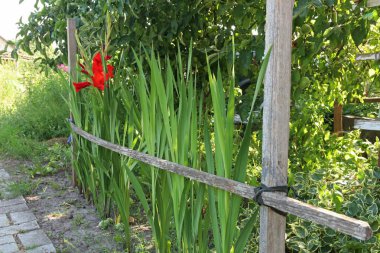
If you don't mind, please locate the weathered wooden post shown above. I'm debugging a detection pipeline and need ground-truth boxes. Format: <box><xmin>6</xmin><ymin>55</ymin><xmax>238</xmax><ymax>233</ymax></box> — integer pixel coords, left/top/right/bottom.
<box><xmin>260</xmin><ymin>1</ymin><xmax>294</xmax><ymax>252</ymax></box>
<box><xmin>334</xmin><ymin>101</ymin><xmax>343</xmax><ymax>135</ymax></box>
<box><xmin>67</xmin><ymin>18</ymin><xmax>77</xmax><ymax>186</ymax></box>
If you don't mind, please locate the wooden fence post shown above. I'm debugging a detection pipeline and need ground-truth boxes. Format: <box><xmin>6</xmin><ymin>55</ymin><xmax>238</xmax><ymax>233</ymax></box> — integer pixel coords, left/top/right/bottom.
<box><xmin>260</xmin><ymin>1</ymin><xmax>294</xmax><ymax>252</ymax></box>
<box><xmin>67</xmin><ymin>18</ymin><xmax>77</xmax><ymax>186</ymax></box>
<box><xmin>334</xmin><ymin>101</ymin><xmax>343</xmax><ymax>136</ymax></box>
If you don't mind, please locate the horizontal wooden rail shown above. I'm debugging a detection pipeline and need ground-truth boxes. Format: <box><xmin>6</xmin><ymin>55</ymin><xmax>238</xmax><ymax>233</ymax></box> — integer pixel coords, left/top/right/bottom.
<box><xmin>70</xmin><ymin>123</ymin><xmax>372</xmax><ymax>240</ymax></box>
<box><xmin>363</xmin><ymin>97</ymin><xmax>380</xmax><ymax>103</ymax></box>
<box><xmin>354</xmin><ymin>118</ymin><xmax>380</xmax><ymax>131</ymax></box>
<box><xmin>356</xmin><ymin>52</ymin><xmax>380</xmax><ymax>61</ymax></box>
<box><xmin>350</xmin><ymin>97</ymin><xmax>380</xmax><ymax>104</ymax></box>
<box><xmin>368</xmin><ymin>0</ymin><xmax>380</xmax><ymax>7</ymax></box>
<box><xmin>262</xmin><ymin>193</ymin><xmax>372</xmax><ymax>241</ymax></box>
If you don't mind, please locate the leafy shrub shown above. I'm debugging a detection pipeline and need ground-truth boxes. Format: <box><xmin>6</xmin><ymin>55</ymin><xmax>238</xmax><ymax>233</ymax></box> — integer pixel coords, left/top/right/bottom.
<box><xmin>26</xmin><ymin>143</ymin><xmax>70</xmax><ymax>177</ymax></box>
<box><xmin>0</xmin><ymin>61</ymin><xmax>26</xmax><ymax>113</ymax></box>
<box><xmin>9</xmin><ymin>70</ymin><xmax>69</xmax><ymax>140</ymax></box>
<box><xmin>0</xmin><ymin>61</ymin><xmax>69</xmax><ymax>158</ymax></box>
<box><xmin>287</xmin><ymin>111</ymin><xmax>380</xmax><ymax>251</ymax></box>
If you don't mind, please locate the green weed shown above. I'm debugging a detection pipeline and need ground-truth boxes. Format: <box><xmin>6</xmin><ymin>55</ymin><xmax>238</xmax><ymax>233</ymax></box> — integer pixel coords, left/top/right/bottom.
<box><xmin>7</xmin><ymin>179</ymin><xmax>41</xmax><ymax>197</ymax></box>
<box><xmin>72</xmin><ymin>214</ymin><xmax>86</xmax><ymax>227</ymax></box>
<box><xmin>27</xmin><ymin>144</ymin><xmax>70</xmax><ymax>177</ymax></box>
<box><xmin>48</xmin><ymin>181</ymin><xmax>62</xmax><ymax>191</ymax></box>
<box><xmin>98</xmin><ymin>218</ymin><xmax>114</xmax><ymax>230</ymax></box>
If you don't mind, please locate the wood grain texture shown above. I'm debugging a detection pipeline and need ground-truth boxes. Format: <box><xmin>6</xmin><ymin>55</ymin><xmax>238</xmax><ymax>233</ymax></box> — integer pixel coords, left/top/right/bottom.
<box><xmin>261</xmin><ymin>192</ymin><xmax>373</xmax><ymax>241</ymax></box>
<box><xmin>261</xmin><ymin>1</ymin><xmax>294</xmax><ymax>252</ymax></box>
<box><xmin>363</xmin><ymin>97</ymin><xmax>380</xmax><ymax>103</ymax></box>
<box><xmin>67</xmin><ymin>18</ymin><xmax>77</xmax><ymax>187</ymax></box>
<box><xmin>69</xmin><ymin>123</ymin><xmax>372</xmax><ymax>241</ymax></box>
<box><xmin>351</xmin><ymin>97</ymin><xmax>380</xmax><ymax>103</ymax></box>
<box><xmin>368</xmin><ymin>0</ymin><xmax>380</xmax><ymax>7</ymax></box>
<box><xmin>334</xmin><ymin>101</ymin><xmax>343</xmax><ymax>135</ymax></box>
<box><xmin>354</xmin><ymin>118</ymin><xmax>380</xmax><ymax>131</ymax></box>
<box><xmin>356</xmin><ymin>53</ymin><xmax>380</xmax><ymax>61</ymax></box>
<box><xmin>67</xmin><ymin>19</ymin><xmax>77</xmax><ymax>83</ymax></box>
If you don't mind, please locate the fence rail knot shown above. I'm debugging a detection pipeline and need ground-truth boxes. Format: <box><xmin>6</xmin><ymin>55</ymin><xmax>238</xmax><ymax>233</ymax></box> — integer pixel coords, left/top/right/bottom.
<box><xmin>253</xmin><ymin>184</ymin><xmax>289</xmax><ymax>205</ymax></box>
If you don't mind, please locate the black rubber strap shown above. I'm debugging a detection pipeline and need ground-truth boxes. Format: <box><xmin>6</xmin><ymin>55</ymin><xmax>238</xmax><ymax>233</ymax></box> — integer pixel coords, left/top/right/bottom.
<box><xmin>253</xmin><ymin>184</ymin><xmax>289</xmax><ymax>205</ymax></box>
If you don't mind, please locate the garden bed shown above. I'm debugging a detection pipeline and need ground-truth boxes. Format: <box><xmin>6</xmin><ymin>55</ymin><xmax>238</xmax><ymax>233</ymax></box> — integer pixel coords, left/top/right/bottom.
<box><xmin>0</xmin><ymin>153</ymin><xmax>153</xmax><ymax>252</ymax></box>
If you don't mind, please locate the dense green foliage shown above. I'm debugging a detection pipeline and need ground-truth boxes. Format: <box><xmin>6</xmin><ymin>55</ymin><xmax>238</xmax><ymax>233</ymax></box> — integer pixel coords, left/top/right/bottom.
<box><xmin>0</xmin><ymin>61</ymin><xmax>69</xmax><ymax>158</ymax></box>
<box><xmin>14</xmin><ymin>0</ymin><xmax>380</xmax><ymax>129</ymax></box>
<box><xmin>14</xmin><ymin>1</ymin><xmax>380</xmax><ymax>84</ymax></box>
<box><xmin>17</xmin><ymin>0</ymin><xmax>265</xmax><ymax>77</ymax></box>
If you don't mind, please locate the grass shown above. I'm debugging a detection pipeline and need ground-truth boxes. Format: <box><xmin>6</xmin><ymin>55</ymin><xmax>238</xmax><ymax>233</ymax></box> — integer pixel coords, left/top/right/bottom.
<box><xmin>0</xmin><ymin>60</ymin><xmax>69</xmax><ymax>160</ymax></box>
<box><xmin>7</xmin><ymin>179</ymin><xmax>41</xmax><ymax>197</ymax></box>
<box><xmin>72</xmin><ymin>213</ymin><xmax>86</xmax><ymax>227</ymax></box>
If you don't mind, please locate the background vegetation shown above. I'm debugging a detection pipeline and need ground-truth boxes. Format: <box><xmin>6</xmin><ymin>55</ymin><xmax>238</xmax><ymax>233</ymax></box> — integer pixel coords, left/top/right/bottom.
<box><xmin>0</xmin><ymin>60</ymin><xmax>69</xmax><ymax>158</ymax></box>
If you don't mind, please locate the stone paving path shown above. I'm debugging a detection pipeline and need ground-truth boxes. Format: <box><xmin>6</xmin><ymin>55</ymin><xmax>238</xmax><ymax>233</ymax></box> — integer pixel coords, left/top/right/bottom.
<box><xmin>0</xmin><ymin>168</ymin><xmax>55</xmax><ymax>253</ymax></box>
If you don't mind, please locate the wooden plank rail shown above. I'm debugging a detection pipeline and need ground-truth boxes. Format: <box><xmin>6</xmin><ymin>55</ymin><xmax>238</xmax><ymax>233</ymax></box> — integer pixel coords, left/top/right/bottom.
<box><xmin>368</xmin><ymin>0</ymin><xmax>380</xmax><ymax>7</ymax></box>
<box><xmin>70</xmin><ymin>122</ymin><xmax>373</xmax><ymax>241</ymax></box>
<box><xmin>354</xmin><ymin>118</ymin><xmax>380</xmax><ymax>131</ymax></box>
<box><xmin>363</xmin><ymin>97</ymin><xmax>380</xmax><ymax>103</ymax></box>
<box><xmin>355</xmin><ymin>97</ymin><xmax>380</xmax><ymax>103</ymax></box>
<box><xmin>356</xmin><ymin>52</ymin><xmax>380</xmax><ymax>61</ymax></box>
<box><xmin>262</xmin><ymin>193</ymin><xmax>373</xmax><ymax>240</ymax></box>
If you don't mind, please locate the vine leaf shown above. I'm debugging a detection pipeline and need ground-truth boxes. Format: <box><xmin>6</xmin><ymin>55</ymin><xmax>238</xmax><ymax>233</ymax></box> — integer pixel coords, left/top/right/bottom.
<box><xmin>351</xmin><ymin>19</ymin><xmax>369</xmax><ymax>47</ymax></box>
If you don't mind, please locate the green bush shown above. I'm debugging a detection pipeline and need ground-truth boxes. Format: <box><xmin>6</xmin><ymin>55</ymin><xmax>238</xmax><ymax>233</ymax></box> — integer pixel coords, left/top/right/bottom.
<box><xmin>0</xmin><ymin>60</ymin><xmax>70</xmax><ymax>158</ymax></box>
<box><xmin>0</xmin><ymin>61</ymin><xmax>26</xmax><ymax>113</ymax></box>
<box><xmin>9</xmin><ymin>70</ymin><xmax>69</xmax><ymax>140</ymax></box>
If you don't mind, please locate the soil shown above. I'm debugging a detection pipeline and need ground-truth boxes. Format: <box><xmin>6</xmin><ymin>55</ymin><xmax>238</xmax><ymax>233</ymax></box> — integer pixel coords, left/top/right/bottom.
<box><xmin>0</xmin><ymin>156</ymin><xmax>153</xmax><ymax>253</ymax></box>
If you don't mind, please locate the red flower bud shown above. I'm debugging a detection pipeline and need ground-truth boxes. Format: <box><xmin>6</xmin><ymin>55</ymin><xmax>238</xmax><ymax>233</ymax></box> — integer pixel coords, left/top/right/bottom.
<box><xmin>72</xmin><ymin>51</ymin><xmax>114</xmax><ymax>92</ymax></box>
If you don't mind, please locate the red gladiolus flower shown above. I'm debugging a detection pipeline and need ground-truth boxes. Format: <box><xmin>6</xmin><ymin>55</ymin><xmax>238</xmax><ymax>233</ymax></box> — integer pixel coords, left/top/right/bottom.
<box><xmin>73</xmin><ymin>81</ymin><xmax>92</xmax><ymax>92</ymax></box>
<box><xmin>73</xmin><ymin>52</ymin><xmax>114</xmax><ymax>92</ymax></box>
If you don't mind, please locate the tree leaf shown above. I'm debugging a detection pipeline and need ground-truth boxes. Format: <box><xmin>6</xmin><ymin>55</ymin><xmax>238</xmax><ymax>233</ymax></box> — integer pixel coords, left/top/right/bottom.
<box><xmin>351</xmin><ymin>19</ymin><xmax>369</xmax><ymax>47</ymax></box>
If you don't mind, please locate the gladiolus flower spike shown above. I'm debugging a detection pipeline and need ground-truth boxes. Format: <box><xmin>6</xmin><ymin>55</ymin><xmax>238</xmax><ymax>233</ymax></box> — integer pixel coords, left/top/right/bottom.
<box><xmin>73</xmin><ymin>52</ymin><xmax>114</xmax><ymax>92</ymax></box>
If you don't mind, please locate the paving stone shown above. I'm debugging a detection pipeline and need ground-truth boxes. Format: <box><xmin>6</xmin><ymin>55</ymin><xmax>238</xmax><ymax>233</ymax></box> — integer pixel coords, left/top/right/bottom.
<box><xmin>0</xmin><ymin>215</ymin><xmax>9</xmax><ymax>228</ymax></box>
<box><xmin>26</xmin><ymin>243</ymin><xmax>56</xmax><ymax>253</ymax></box>
<box><xmin>0</xmin><ymin>197</ymin><xmax>25</xmax><ymax>209</ymax></box>
<box><xmin>0</xmin><ymin>203</ymin><xmax>29</xmax><ymax>214</ymax></box>
<box><xmin>0</xmin><ymin>188</ymin><xmax>12</xmax><ymax>200</ymax></box>
<box><xmin>0</xmin><ymin>235</ymin><xmax>15</xmax><ymax>245</ymax></box>
<box><xmin>0</xmin><ymin>168</ymin><xmax>18</xmax><ymax>199</ymax></box>
<box><xmin>0</xmin><ymin>220</ymin><xmax>39</xmax><ymax>236</ymax></box>
<box><xmin>0</xmin><ymin>169</ymin><xmax>10</xmax><ymax>180</ymax></box>
<box><xmin>9</xmin><ymin>211</ymin><xmax>36</xmax><ymax>225</ymax></box>
<box><xmin>18</xmin><ymin>230</ymin><xmax>52</xmax><ymax>249</ymax></box>
<box><xmin>0</xmin><ymin>169</ymin><xmax>55</xmax><ymax>252</ymax></box>
<box><xmin>0</xmin><ymin>242</ymin><xmax>19</xmax><ymax>253</ymax></box>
